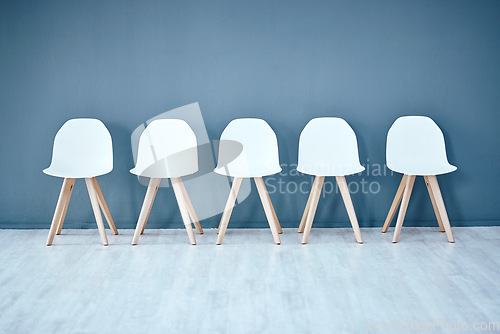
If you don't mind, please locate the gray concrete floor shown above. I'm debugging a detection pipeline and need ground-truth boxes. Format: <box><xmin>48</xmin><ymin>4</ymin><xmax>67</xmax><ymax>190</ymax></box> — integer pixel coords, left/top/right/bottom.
<box><xmin>0</xmin><ymin>227</ymin><xmax>499</xmax><ymax>333</ymax></box>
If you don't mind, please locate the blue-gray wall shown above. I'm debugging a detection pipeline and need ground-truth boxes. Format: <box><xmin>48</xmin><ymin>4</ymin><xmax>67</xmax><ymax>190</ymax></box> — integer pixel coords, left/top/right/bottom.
<box><xmin>1</xmin><ymin>0</ymin><xmax>499</xmax><ymax>229</ymax></box>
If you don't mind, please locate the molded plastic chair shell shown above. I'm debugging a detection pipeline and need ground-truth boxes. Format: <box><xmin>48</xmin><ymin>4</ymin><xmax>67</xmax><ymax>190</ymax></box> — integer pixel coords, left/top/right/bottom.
<box><xmin>214</xmin><ymin>118</ymin><xmax>281</xmax><ymax>177</ymax></box>
<box><xmin>130</xmin><ymin>119</ymin><xmax>198</xmax><ymax>178</ymax></box>
<box><xmin>43</xmin><ymin>119</ymin><xmax>113</xmax><ymax>178</ymax></box>
<box><xmin>297</xmin><ymin>117</ymin><xmax>365</xmax><ymax>176</ymax></box>
<box><xmin>387</xmin><ymin>116</ymin><xmax>457</xmax><ymax>176</ymax></box>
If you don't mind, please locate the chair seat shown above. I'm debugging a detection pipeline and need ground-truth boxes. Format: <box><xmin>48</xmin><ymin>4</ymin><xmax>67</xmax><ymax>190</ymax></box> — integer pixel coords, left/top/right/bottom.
<box><xmin>386</xmin><ymin>116</ymin><xmax>457</xmax><ymax>176</ymax></box>
<box><xmin>214</xmin><ymin>165</ymin><xmax>282</xmax><ymax>178</ymax></box>
<box><xmin>387</xmin><ymin>162</ymin><xmax>457</xmax><ymax>176</ymax></box>
<box><xmin>44</xmin><ymin>118</ymin><xmax>113</xmax><ymax>179</ymax></box>
<box><xmin>130</xmin><ymin>160</ymin><xmax>198</xmax><ymax>178</ymax></box>
<box><xmin>131</xmin><ymin>119</ymin><xmax>198</xmax><ymax>179</ymax></box>
<box><xmin>297</xmin><ymin>164</ymin><xmax>365</xmax><ymax>177</ymax></box>
<box><xmin>43</xmin><ymin>166</ymin><xmax>111</xmax><ymax>179</ymax></box>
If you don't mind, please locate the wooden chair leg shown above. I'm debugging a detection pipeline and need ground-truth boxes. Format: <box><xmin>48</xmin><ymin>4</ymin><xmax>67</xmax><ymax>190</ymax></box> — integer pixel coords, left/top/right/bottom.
<box><xmin>140</xmin><ymin>179</ymin><xmax>160</xmax><ymax>235</ymax></box>
<box><xmin>267</xmin><ymin>194</ymin><xmax>283</xmax><ymax>234</ymax></box>
<box><xmin>47</xmin><ymin>178</ymin><xmax>75</xmax><ymax>245</ymax></box>
<box><xmin>56</xmin><ymin>178</ymin><xmax>75</xmax><ymax>235</ymax></box>
<box><xmin>92</xmin><ymin>177</ymin><xmax>118</xmax><ymax>235</ymax></box>
<box><xmin>254</xmin><ymin>177</ymin><xmax>281</xmax><ymax>244</ymax></box>
<box><xmin>392</xmin><ymin>175</ymin><xmax>416</xmax><ymax>243</ymax></box>
<box><xmin>132</xmin><ymin>178</ymin><xmax>161</xmax><ymax>245</ymax></box>
<box><xmin>336</xmin><ymin>176</ymin><xmax>363</xmax><ymax>244</ymax></box>
<box><xmin>262</xmin><ymin>179</ymin><xmax>282</xmax><ymax>234</ymax></box>
<box><xmin>216</xmin><ymin>178</ymin><xmax>243</xmax><ymax>244</ymax></box>
<box><xmin>178</xmin><ymin>178</ymin><xmax>203</xmax><ymax>234</ymax></box>
<box><xmin>382</xmin><ymin>174</ymin><xmax>408</xmax><ymax>233</ymax></box>
<box><xmin>171</xmin><ymin>177</ymin><xmax>197</xmax><ymax>245</ymax></box>
<box><xmin>301</xmin><ymin>176</ymin><xmax>325</xmax><ymax>244</ymax></box>
<box><xmin>85</xmin><ymin>178</ymin><xmax>108</xmax><ymax>246</ymax></box>
<box><xmin>427</xmin><ymin>175</ymin><xmax>455</xmax><ymax>243</ymax></box>
<box><xmin>424</xmin><ymin>176</ymin><xmax>445</xmax><ymax>232</ymax></box>
<box><xmin>298</xmin><ymin>179</ymin><xmax>315</xmax><ymax>233</ymax></box>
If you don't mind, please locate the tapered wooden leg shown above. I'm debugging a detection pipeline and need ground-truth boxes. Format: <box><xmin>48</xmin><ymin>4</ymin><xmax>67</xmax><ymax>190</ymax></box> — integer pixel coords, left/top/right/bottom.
<box><xmin>424</xmin><ymin>176</ymin><xmax>445</xmax><ymax>232</ymax></box>
<box><xmin>427</xmin><ymin>175</ymin><xmax>455</xmax><ymax>243</ymax></box>
<box><xmin>336</xmin><ymin>176</ymin><xmax>363</xmax><ymax>243</ymax></box>
<box><xmin>140</xmin><ymin>179</ymin><xmax>160</xmax><ymax>235</ymax></box>
<box><xmin>85</xmin><ymin>178</ymin><xmax>108</xmax><ymax>246</ymax></box>
<box><xmin>92</xmin><ymin>177</ymin><xmax>118</xmax><ymax>235</ymax></box>
<box><xmin>382</xmin><ymin>174</ymin><xmax>408</xmax><ymax>233</ymax></box>
<box><xmin>216</xmin><ymin>178</ymin><xmax>243</xmax><ymax>244</ymax></box>
<box><xmin>56</xmin><ymin>178</ymin><xmax>75</xmax><ymax>235</ymax></box>
<box><xmin>47</xmin><ymin>178</ymin><xmax>75</xmax><ymax>245</ymax></box>
<box><xmin>132</xmin><ymin>178</ymin><xmax>161</xmax><ymax>245</ymax></box>
<box><xmin>392</xmin><ymin>175</ymin><xmax>416</xmax><ymax>243</ymax></box>
<box><xmin>301</xmin><ymin>176</ymin><xmax>325</xmax><ymax>244</ymax></box>
<box><xmin>171</xmin><ymin>177</ymin><xmax>197</xmax><ymax>245</ymax></box>
<box><xmin>263</xmin><ymin>179</ymin><xmax>282</xmax><ymax>234</ymax></box>
<box><xmin>298</xmin><ymin>180</ymin><xmax>315</xmax><ymax>233</ymax></box>
<box><xmin>178</xmin><ymin>178</ymin><xmax>203</xmax><ymax>234</ymax></box>
<box><xmin>254</xmin><ymin>177</ymin><xmax>281</xmax><ymax>244</ymax></box>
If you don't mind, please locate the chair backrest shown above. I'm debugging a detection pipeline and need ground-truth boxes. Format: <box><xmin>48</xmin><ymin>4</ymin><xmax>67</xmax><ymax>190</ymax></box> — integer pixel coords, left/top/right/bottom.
<box><xmin>387</xmin><ymin>116</ymin><xmax>456</xmax><ymax>175</ymax></box>
<box><xmin>297</xmin><ymin>117</ymin><xmax>364</xmax><ymax>176</ymax></box>
<box><xmin>130</xmin><ymin>119</ymin><xmax>198</xmax><ymax>178</ymax></box>
<box><xmin>214</xmin><ymin>118</ymin><xmax>281</xmax><ymax>177</ymax></box>
<box><xmin>44</xmin><ymin>118</ymin><xmax>113</xmax><ymax>178</ymax></box>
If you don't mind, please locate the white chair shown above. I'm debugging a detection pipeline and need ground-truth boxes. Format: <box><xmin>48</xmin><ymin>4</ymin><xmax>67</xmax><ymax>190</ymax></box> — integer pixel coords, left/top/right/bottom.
<box><xmin>130</xmin><ymin>119</ymin><xmax>203</xmax><ymax>245</ymax></box>
<box><xmin>44</xmin><ymin>119</ymin><xmax>118</xmax><ymax>246</ymax></box>
<box><xmin>297</xmin><ymin>118</ymin><xmax>364</xmax><ymax>244</ymax></box>
<box><xmin>382</xmin><ymin>116</ymin><xmax>456</xmax><ymax>243</ymax></box>
<box><xmin>214</xmin><ymin>118</ymin><xmax>283</xmax><ymax>244</ymax></box>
